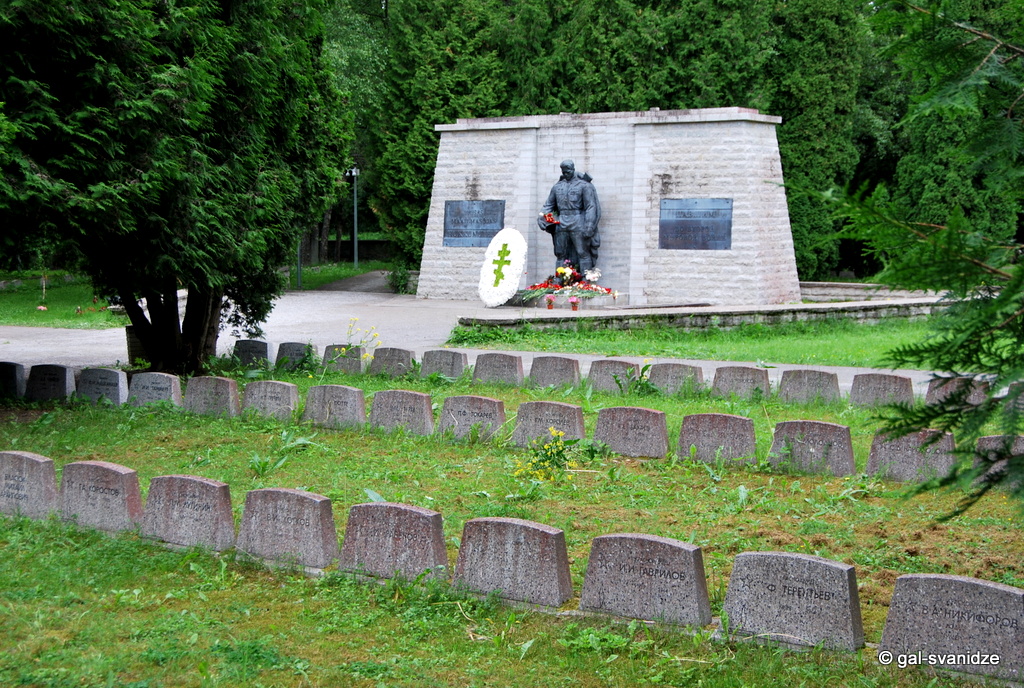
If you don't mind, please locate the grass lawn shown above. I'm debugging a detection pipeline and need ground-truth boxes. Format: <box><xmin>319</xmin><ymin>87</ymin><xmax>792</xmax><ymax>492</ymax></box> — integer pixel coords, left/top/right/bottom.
<box><xmin>286</xmin><ymin>260</ymin><xmax>394</xmax><ymax>291</ymax></box>
<box><xmin>0</xmin><ymin>364</ymin><xmax>1018</xmax><ymax>687</ymax></box>
<box><xmin>0</xmin><ymin>273</ymin><xmax>128</xmax><ymax>329</ymax></box>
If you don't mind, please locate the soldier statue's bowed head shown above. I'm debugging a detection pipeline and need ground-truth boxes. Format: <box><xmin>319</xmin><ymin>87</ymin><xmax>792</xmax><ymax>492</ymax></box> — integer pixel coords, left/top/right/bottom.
<box><xmin>537</xmin><ymin>160</ymin><xmax>601</xmax><ymax>273</ymax></box>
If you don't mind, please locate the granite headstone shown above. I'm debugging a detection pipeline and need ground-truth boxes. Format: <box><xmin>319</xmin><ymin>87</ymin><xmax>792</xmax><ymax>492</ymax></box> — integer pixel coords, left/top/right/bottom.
<box><xmin>0</xmin><ymin>450</ymin><xmax>57</xmax><ymax>519</ymax></box>
<box><xmin>368</xmin><ymin>347</ymin><xmax>415</xmax><ymax>378</ymax></box>
<box><xmin>0</xmin><ymin>362</ymin><xmax>26</xmax><ymax>399</ymax></box>
<box><xmin>369</xmin><ymin>390</ymin><xmax>434</xmax><ymax>435</ymax></box>
<box><xmin>867</xmin><ymin>430</ymin><xmax>956</xmax><ymax>482</ymax></box>
<box><xmin>472</xmin><ymin>353</ymin><xmax>524</xmax><ymax>386</ymax></box>
<box><xmin>60</xmin><ymin>460</ymin><xmax>143</xmax><ymax>533</ymax></box>
<box><xmin>594</xmin><ymin>406</ymin><xmax>669</xmax><ymax>458</ymax></box>
<box><xmin>236</xmin><ymin>488</ymin><xmax>339</xmax><ymax>570</ymax></box>
<box><xmin>678</xmin><ymin>413</ymin><xmax>757</xmax><ymax>464</ymax></box>
<box><xmin>647</xmin><ymin>363</ymin><xmax>703</xmax><ymax>395</ymax></box>
<box><xmin>323</xmin><ymin>344</ymin><xmax>366</xmax><ymax>375</ymax></box>
<box><xmin>184</xmin><ymin>376</ymin><xmax>241</xmax><ymax>418</ymax></box>
<box><xmin>711</xmin><ymin>366</ymin><xmax>770</xmax><ymax>400</ymax></box>
<box><xmin>242</xmin><ymin>380</ymin><xmax>298</xmax><ymax>421</ymax></box>
<box><xmin>588</xmin><ymin>360</ymin><xmax>639</xmax><ymax>393</ymax></box>
<box><xmin>528</xmin><ymin>356</ymin><xmax>581</xmax><ymax>388</ymax></box>
<box><xmin>421</xmin><ymin>350</ymin><xmax>468</xmax><ymax>379</ymax></box>
<box><xmin>77</xmin><ymin>368</ymin><xmax>128</xmax><ymax>405</ymax></box>
<box><xmin>439</xmin><ymin>395</ymin><xmax>506</xmax><ymax>440</ymax></box>
<box><xmin>234</xmin><ymin>339</ymin><xmax>271</xmax><ymax>366</ymax></box>
<box><xmin>768</xmin><ymin>420</ymin><xmax>855</xmax><ymax>476</ymax></box>
<box><xmin>339</xmin><ymin>502</ymin><xmax>448</xmax><ymax>580</ymax></box>
<box><xmin>925</xmin><ymin>376</ymin><xmax>989</xmax><ymax>406</ymax></box>
<box><xmin>26</xmin><ymin>364</ymin><xmax>75</xmax><ymax>402</ymax></box>
<box><xmin>141</xmin><ymin>475</ymin><xmax>235</xmax><ymax>551</ymax></box>
<box><xmin>511</xmin><ymin>401</ymin><xmax>586</xmax><ymax>448</ymax></box>
<box><xmin>849</xmin><ymin>373</ymin><xmax>914</xmax><ymax>407</ymax></box>
<box><xmin>302</xmin><ymin>384</ymin><xmax>366</xmax><ymax>430</ymax></box>
<box><xmin>128</xmin><ymin>372</ymin><xmax>182</xmax><ymax>407</ymax></box>
<box><xmin>778</xmin><ymin>370</ymin><xmax>840</xmax><ymax>404</ymax></box>
<box><xmin>275</xmin><ymin>342</ymin><xmax>312</xmax><ymax>371</ymax></box>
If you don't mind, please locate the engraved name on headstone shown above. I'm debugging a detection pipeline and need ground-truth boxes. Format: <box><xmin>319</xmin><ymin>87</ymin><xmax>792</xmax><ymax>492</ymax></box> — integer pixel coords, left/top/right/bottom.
<box><xmin>648</xmin><ymin>363</ymin><xmax>703</xmax><ymax>395</ymax></box>
<box><xmin>723</xmin><ymin>551</ymin><xmax>864</xmax><ymax>651</ymax></box>
<box><xmin>849</xmin><ymin>373</ymin><xmax>914</xmax><ymax>407</ymax></box>
<box><xmin>439</xmin><ymin>395</ymin><xmax>506</xmax><ymax>440</ymax></box>
<box><xmin>769</xmin><ymin>420</ymin><xmax>855</xmax><ymax>476</ymax></box>
<box><xmin>26</xmin><ymin>364</ymin><xmax>75</xmax><ymax>402</ymax></box>
<box><xmin>529</xmin><ymin>356</ymin><xmax>581</xmax><ymax>388</ymax></box>
<box><xmin>778</xmin><ymin>369</ymin><xmax>840</xmax><ymax>404</ymax></box>
<box><xmin>234</xmin><ymin>339</ymin><xmax>271</xmax><ymax>366</ymax></box>
<box><xmin>369</xmin><ymin>389</ymin><xmax>434</xmax><ymax>435</ymax></box>
<box><xmin>511</xmin><ymin>401</ymin><xmax>586</xmax><ymax>448</ymax></box>
<box><xmin>242</xmin><ymin>380</ymin><xmax>298</xmax><ymax>421</ymax></box>
<box><xmin>0</xmin><ymin>450</ymin><xmax>57</xmax><ymax>519</ymax></box>
<box><xmin>141</xmin><ymin>475</ymin><xmax>235</xmax><ymax>551</ymax></box>
<box><xmin>679</xmin><ymin>413</ymin><xmax>757</xmax><ymax>464</ymax></box>
<box><xmin>368</xmin><ymin>347</ymin><xmax>415</xmax><ymax>378</ymax></box>
<box><xmin>881</xmin><ymin>574</ymin><xmax>1023</xmax><ymax>682</ymax></box>
<box><xmin>421</xmin><ymin>350</ymin><xmax>468</xmax><ymax>379</ymax></box>
<box><xmin>128</xmin><ymin>372</ymin><xmax>182</xmax><ymax>407</ymax></box>
<box><xmin>77</xmin><ymin>368</ymin><xmax>128</xmax><ymax>405</ymax></box>
<box><xmin>60</xmin><ymin>460</ymin><xmax>143</xmax><ymax>533</ymax></box>
<box><xmin>659</xmin><ymin>198</ymin><xmax>733</xmax><ymax>250</ymax></box>
<box><xmin>236</xmin><ymin>488</ymin><xmax>339</xmax><ymax>570</ymax></box>
<box><xmin>588</xmin><ymin>359</ymin><xmax>639</xmax><ymax>393</ymax></box>
<box><xmin>580</xmin><ymin>533</ymin><xmax>712</xmax><ymax>626</ymax></box>
<box><xmin>323</xmin><ymin>345</ymin><xmax>366</xmax><ymax>375</ymax></box>
<box><xmin>184</xmin><ymin>376</ymin><xmax>241</xmax><ymax>417</ymax></box>
<box><xmin>711</xmin><ymin>366</ymin><xmax>770</xmax><ymax>400</ymax></box>
<box><xmin>442</xmin><ymin>199</ymin><xmax>505</xmax><ymax>247</ymax></box>
<box><xmin>472</xmin><ymin>352</ymin><xmax>524</xmax><ymax>386</ymax></box>
<box><xmin>339</xmin><ymin>502</ymin><xmax>448</xmax><ymax>580</ymax></box>
<box><xmin>594</xmin><ymin>406</ymin><xmax>669</xmax><ymax>458</ymax></box>
<box><xmin>302</xmin><ymin>384</ymin><xmax>366</xmax><ymax>430</ymax></box>
<box><xmin>453</xmin><ymin>517</ymin><xmax>573</xmax><ymax>607</ymax></box>
<box><xmin>867</xmin><ymin>430</ymin><xmax>956</xmax><ymax>482</ymax></box>
<box><xmin>0</xmin><ymin>362</ymin><xmax>26</xmax><ymax>399</ymax></box>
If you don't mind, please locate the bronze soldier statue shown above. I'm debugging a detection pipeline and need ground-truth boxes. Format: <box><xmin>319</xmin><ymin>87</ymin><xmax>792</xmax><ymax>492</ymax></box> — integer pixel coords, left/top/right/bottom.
<box><xmin>537</xmin><ymin>160</ymin><xmax>601</xmax><ymax>273</ymax></box>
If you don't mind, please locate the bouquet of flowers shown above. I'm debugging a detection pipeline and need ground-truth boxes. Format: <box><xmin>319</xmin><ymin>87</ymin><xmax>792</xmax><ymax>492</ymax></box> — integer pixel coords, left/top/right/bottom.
<box><xmin>521</xmin><ymin>262</ymin><xmax>616</xmax><ymax>302</ymax></box>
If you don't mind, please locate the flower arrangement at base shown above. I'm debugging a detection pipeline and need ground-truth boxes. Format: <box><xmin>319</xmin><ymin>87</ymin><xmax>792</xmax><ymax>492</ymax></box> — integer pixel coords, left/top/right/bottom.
<box><xmin>520</xmin><ymin>262</ymin><xmax>617</xmax><ymax>304</ymax></box>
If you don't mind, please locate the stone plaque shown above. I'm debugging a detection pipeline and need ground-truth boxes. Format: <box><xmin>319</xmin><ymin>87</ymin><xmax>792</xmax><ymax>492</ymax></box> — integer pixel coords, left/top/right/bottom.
<box><xmin>303</xmin><ymin>385</ymin><xmax>366</xmax><ymax>430</ymax></box>
<box><xmin>128</xmin><ymin>372</ymin><xmax>182</xmax><ymax>407</ymax></box>
<box><xmin>849</xmin><ymin>373</ymin><xmax>914</xmax><ymax>407</ymax></box>
<box><xmin>141</xmin><ymin>475</ymin><xmax>235</xmax><ymax>551</ymax></box>
<box><xmin>711</xmin><ymin>366</ymin><xmax>770</xmax><ymax>400</ymax></box>
<box><xmin>234</xmin><ymin>339</ymin><xmax>271</xmax><ymax>366</ymax></box>
<box><xmin>588</xmin><ymin>359</ymin><xmax>639</xmax><ymax>393</ymax></box>
<box><xmin>442</xmin><ymin>200</ymin><xmax>505</xmax><ymax>247</ymax></box>
<box><xmin>339</xmin><ymin>502</ymin><xmax>448</xmax><ymax>580</ymax></box>
<box><xmin>369</xmin><ymin>389</ymin><xmax>434</xmax><ymax>435</ymax></box>
<box><xmin>243</xmin><ymin>380</ymin><xmax>298</xmax><ymax>421</ymax></box>
<box><xmin>594</xmin><ymin>406</ymin><xmax>669</xmax><ymax>458</ymax></box>
<box><xmin>648</xmin><ymin>363</ymin><xmax>703</xmax><ymax>395</ymax></box>
<box><xmin>881</xmin><ymin>574</ymin><xmax>1023</xmax><ymax>682</ymax></box>
<box><xmin>236</xmin><ymin>488</ymin><xmax>338</xmax><ymax>570</ymax></box>
<box><xmin>60</xmin><ymin>460</ymin><xmax>143</xmax><ymax>533</ymax></box>
<box><xmin>184</xmin><ymin>376</ymin><xmax>241</xmax><ymax>418</ymax></box>
<box><xmin>723</xmin><ymin>551</ymin><xmax>864</xmax><ymax>651</ymax></box>
<box><xmin>867</xmin><ymin>429</ymin><xmax>956</xmax><ymax>482</ymax></box>
<box><xmin>368</xmin><ymin>347</ymin><xmax>415</xmax><ymax>378</ymax></box>
<box><xmin>26</xmin><ymin>364</ymin><xmax>75</xmax><ymax>402</ymax></box>
<box><xmin>778</xmin><ymin>369</ymin><xmax>840</xmax><ymax>404</ymax></box>
<box><xmin>472</xmin><ymin>352</ymin><xmax>524</xmax><ymax>386</ymax></box>
<box><xmin>77</xmin><ymin>368</ymin><xmax>128</xmax><ymax>405</ymax></box>
<box><xmin>0</xmin><ymin>450</ymin><xmax>57</xmax><ymax>519</ymax></box>
<box><xmin>529</xmin><ymin>356</ymin><xmax>581</xmax><ymax>388</ymax></box>
<box><xmin>453</xmin><ymin>517</ymin><xmax>572</xmax><ymax>607</ymax></box>
<box><xmin>679</xmin><ymin>413</ymin><xmax>757</xmax><ymax>464</ymax></box>
<box><xmin>511</xmin><ymin>401</ymin><xmax>586</xmax><ymax>448</ymax></box>
<box><xmin>421</xmin><ymin>350</ymin><xmax>468</xmax><ymax>379</ymax></box>
<box><xmin>323</xmin><ymin>345</ymin><xmax>366</xmax><ymax>375</ymax></box>
<box><xmin>580</xmin><ymin>533</ymin><xmax>711</xmax><ymax>626</ymax></box>
<box><xmin>0</xmin><ymin>362</ymin><xmax>26</xmax><ymax>399</ymax></box>
<box><xmin>659</xmin><ymin>198</ymin><xmax>733</xmax><ymax>250</ymax></box>
<box><xmin>769</xmin><ymin>420</ymin><xmax>855</xmax><ymax>476</ymax></box>
<box><xmin>439</xmin><ymin>395</ymin><xmax>506</xmax><ymax>440</ymax></box>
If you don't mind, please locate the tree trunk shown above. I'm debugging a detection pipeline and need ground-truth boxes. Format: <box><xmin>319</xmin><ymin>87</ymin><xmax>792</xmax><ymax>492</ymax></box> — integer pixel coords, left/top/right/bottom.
<box><xmin>319</xmin><ymin>207</ymin><xmax>332</xmax><ymax>262</ymax></box>
<box><xmin>181</xmin><ymin>288</ymin><xmax>225</xmax><ymax>375</ymax></box>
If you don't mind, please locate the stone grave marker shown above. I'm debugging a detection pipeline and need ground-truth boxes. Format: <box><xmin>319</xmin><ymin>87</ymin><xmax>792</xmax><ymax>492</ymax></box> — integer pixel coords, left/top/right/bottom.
<box><xmin>529</xmin><ymin>356</ymin><xmax>581</xmax><ymax>388</ymax></box>
<box><xmin>339</xmin><ymin>502</ymin><xmax>448</xmax><ymax>580</ymax></box>
<box><xmin>711</xmin><ymin>366</ymin><xmax>770</xmax><ymax>400</ymax></box>
<box><xmin>141</xmin><ymin>475</ymin><xmax>235</xmax><ymax>551</ymax></box>
<box><xmin>881</xmin><ymin>574</ymin><xmax>1023</xmax><ymax>682</ymax></box>
<box><xmin>184</xmin><ymin>376</ymin><xmax>241</xmax><ymax>418</ymax></box>
<box><xmin>679</xmin><ymin>413</ymin><xmax>757</xmax><ymax>464</ymax></box>
<box><xmin>588</xmin><ymin>359</ymin><xmax>639</xmax><ymax>393</ymax></box>
<box><xmin>867</xmin><ymin>429</ymin><xmax>956</xmax><ymax>482</ymax></box>
<box><xmin>594</xmin><ymin>406</ymin><xmax>669</xmax><ymax>458</ymax></box>
<box><xmin>778</xmin><ymin>369</ymin><xmax>840</xmax><ymax>404</ymax></box>
<box><xmin>242</xmin><ymin>380</ymin><xmax>298</xmax><ymax>421</ymax></box>
<box><xmin>275</xmin><ymin>342</ymin><xmax>311</xmax><ymax>371</ymax></box>
<box><xmin>472</xmin><ymin>352</ymin><xmax>524</xmax><ymax>386</ymax></box>
<box><xmin>77</xmin><ymin>368</ymin><xmax>128</xmax><ymax>405</ymax></box>
<box><xmin>369</xmin><ymin>389</ymin><xmax>434</xmax><ymax>435</ymax></box>
<box><xmin>925</xmin><ymin>376</ymin><xmax>989</xmax><ymax>406</ymax></box>
<box><xmin>128</xmin><ymin>372</ymin><xmax>182</xmax><ymax>407</ymax></box>
<box><xmin>849</xmin><ymin>373</ymin><xmax>914</xmax><ymax>406</ymax></box>
<box><xmin>26</xmin><ymin>364</ymin><xmax>75</xmax><ymax>402</ymax></box>
<box><xmin>323</xmin><ymin>344</ymin><xmax>366</xmax><ymax>375</ymax></box>
<box><xmin>580</xmin><ymin>533</ymin><xmax>712</xmax><ymax>626</ymax></box>
<box><xmin>453</xmin><ymin>517</ymin><xmax>572</xmax><ymax>607</ymax></box>
<box><xmin>768</xmin><ymin>420</ymin><xmax>855</xmax><ymax>476</ymax></box>
<box><xmin>439</xmin><ymin>395</ymin><xmax>506</xmax><ymax>440</ymax></box>
<box><xmin>368</xmin><ymin>347</ymin><xmax>415</xmax><ymax>378</ymax></box>
<box><xmin>234</xmin><ymin>339</ymin><xmax>271</xmax><ymax>366</ymax></box>
<box><xmin>302</xmin><ymin>385</ymin><xmax>366</xmax><ymax>429</ymax></box>
<box><xmin>236</xmin><ymin>488</ymin><xmax>339</xmax><ymax>570</ymax></box>
<box><xmin>648</xmin><ymin>363</ymin><xmax>703</xmax><ymax>395</ymax></box>
<box><xmin>60</xmin><ymin>460</ymin><xmax>143</xmax><ymax>533</ymax></box>
<box><xmin>973</xmin><ymin>435</ymin><xmax>1024</xmax><ymax>490</ymax></box>
<box><xmin>723</xmin><ymin>551</ymin><xmax>864</xmax><ymax>650</ymax></box>
<box><xmin>421</xmin><ymin>350</ymin><xmax>467</xmax><ymax>379</ymax></box>
<box><xmin>0</xmin><ymin>450</ymin><xmax>57</xmax><ymax>519</ymax></box>
<box><xmin>511</xmin><ymin>401</ymin><xmax>586</xmax><ymax>448</ymax></box>
<box><xmin>0</xmin><ymin>362</ymin><xmax>26</xmax><ymax>399</ymax></box>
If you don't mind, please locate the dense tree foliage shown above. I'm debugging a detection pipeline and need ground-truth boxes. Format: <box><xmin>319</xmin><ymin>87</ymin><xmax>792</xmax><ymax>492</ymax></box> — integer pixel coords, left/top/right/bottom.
<box><xmin>0</xmin><ymin>0</ymin><xmax>349</xmax><ymax>373</ymax></box>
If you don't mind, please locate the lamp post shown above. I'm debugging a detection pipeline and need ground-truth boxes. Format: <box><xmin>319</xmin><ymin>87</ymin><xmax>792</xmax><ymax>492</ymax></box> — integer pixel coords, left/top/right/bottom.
<box><xmin>349</xmin><ymin>166</ymin><xmax>360</xmax><ymax>268</ymax></box>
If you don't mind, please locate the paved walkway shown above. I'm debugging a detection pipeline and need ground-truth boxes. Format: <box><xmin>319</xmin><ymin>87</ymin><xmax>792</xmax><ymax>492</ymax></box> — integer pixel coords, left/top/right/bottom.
<box><xmin>0</xmin><ymin>285</ymin><xmax>938</xmax><ymax>397</ymax></box>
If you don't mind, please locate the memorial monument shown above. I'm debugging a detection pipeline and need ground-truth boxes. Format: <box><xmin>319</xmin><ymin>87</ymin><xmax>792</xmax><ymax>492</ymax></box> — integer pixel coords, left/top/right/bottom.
<box><xmin>416</xmin><ymin>108</ymin><xmax>801</xmax><ymax>306</ymax></box>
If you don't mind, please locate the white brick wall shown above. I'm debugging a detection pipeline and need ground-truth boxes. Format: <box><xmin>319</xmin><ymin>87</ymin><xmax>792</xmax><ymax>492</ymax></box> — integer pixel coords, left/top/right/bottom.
<box><xmin>418</xmin><ymin>108</ymin><xmax>800</xmax><ymax>306</ymax></box>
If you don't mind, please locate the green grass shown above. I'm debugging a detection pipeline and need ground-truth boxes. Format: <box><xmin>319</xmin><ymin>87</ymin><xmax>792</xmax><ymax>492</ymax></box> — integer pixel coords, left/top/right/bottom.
<box><xmin>0</xmin><ymin>364</ymin><xmax>1019</xmax><ymax>686</ymax></box>
<box><xmin>448</xmin><ymin>318</ymin><xmax>934</xmax><ymax>368</ymax></box>
<box><xmin>0</xmin><ymin>272</ymin><xmax>128</xmax><ymax>329</ymax></box>
<box><xmin>287</xmin><ymin>260</ymin><xmax>394</xmax><ymax>291</ymax></box>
